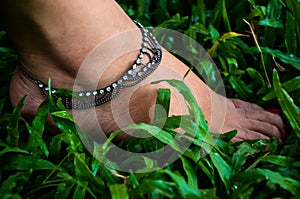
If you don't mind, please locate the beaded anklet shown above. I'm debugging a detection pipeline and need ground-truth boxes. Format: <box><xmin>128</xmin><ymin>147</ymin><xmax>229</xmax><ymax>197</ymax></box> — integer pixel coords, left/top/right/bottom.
<box><xmin>20</xmin><ymin>21</ymin><xmax>162</xmax><ymax>109</ymax></box>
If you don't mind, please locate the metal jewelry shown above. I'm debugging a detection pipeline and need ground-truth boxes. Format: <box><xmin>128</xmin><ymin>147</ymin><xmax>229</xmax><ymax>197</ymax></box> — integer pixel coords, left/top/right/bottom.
<box><xmin>20</xmin><ymin>21</ymin><xmax>162</xmax><ymax>109</ymax></box>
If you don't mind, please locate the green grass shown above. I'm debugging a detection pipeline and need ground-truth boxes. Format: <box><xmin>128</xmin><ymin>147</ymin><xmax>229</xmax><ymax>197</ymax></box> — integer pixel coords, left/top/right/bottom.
<box><xmin>1</xmin><ymin>0</ymin><xmax>300</xmax><ymax>198</ymax></box>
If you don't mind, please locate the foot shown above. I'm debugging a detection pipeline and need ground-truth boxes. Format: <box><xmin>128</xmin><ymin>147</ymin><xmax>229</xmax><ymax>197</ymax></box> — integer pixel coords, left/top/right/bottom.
<box><xmin>10</xmin><ymin>47</ymin><xmax>285</xmax><ymax>143</ymax></box>
<box><xmin>6</xmin><ymin>0</ymin><xmax>285</xmax><ymax>142</ymax></box>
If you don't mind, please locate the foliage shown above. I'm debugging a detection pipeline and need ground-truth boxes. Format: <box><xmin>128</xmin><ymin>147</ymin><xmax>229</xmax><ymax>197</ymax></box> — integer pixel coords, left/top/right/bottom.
<box><xmin>0</xmin><ymin>0</ymin><xmax>300</xmax><ymax>198</ymax></box>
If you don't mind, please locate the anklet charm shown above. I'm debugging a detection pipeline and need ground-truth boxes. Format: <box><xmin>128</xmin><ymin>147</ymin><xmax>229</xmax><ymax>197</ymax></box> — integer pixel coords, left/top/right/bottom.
<box><xmin>20</xmin><ymin>21</ymin><xmax>162</xmax><ymax>109</ymax></box>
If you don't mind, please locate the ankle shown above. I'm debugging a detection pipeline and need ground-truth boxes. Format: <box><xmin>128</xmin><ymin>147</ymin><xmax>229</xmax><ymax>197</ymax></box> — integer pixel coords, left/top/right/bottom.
<box><xmin>2</xmin><ymin>0</ymin><xmax>139</xmax><ymax>89</ymax></box>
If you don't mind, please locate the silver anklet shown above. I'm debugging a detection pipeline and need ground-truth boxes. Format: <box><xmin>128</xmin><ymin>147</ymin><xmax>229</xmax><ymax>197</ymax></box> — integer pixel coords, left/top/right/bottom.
<box><xmin>20</xmin><ymin>21</ymin><xmax>162</xmax><ymax>109</ymax></box>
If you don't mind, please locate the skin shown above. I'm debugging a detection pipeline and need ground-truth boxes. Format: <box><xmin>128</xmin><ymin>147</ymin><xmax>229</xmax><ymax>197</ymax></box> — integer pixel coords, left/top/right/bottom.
<box><xmin>1</xmin><ymin>0</ymin><xmax>285</xmax><ymax>142</ymax></box>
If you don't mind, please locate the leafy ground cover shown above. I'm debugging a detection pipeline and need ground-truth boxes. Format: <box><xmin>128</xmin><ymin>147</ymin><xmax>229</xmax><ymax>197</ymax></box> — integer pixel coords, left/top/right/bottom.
<box><xmin>0</xmin><ymin>0</ymin><xmax>300</xmax><ymax>198</ymax></box>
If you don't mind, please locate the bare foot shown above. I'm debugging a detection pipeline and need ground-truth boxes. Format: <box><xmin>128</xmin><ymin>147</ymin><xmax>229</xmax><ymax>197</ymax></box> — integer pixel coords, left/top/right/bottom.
<box><xmin>5</xmin><ymin>0</ymin><xmax>285</xmax><ymax>142</ymax></box>
<box><xmin>9</xmin><ymin>48</ymin><xmax>285</xmax><ymax>142</ymax></box>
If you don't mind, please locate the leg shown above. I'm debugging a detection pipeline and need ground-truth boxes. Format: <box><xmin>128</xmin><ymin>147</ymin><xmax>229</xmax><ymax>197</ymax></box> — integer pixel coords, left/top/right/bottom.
<box><xmin>1</xmin><ymin>0</ymin><xmax>285</xmax><ymax>141</ymax></box>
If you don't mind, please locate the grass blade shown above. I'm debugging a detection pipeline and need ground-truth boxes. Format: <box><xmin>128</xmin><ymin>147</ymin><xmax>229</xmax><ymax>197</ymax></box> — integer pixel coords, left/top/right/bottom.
<box><xmin>180</xmin><ymin>157</ymin><xmax>198</xmax><ymax>189</ymax></box>
<box><xmin>273</xmin><ymin>69</ymin><xmax>300</xmax><ymax>137</ymax></box>
<box><xmin>1</xmin><ymin>154</ymin><xmax>58</xmax><ymax>170</ymax></box>
<box><xmin>244</xmin><ymin>47</ymin><xmax>300</xmax><ymax>70</ymax></box>
<box><xmin>209</xmin><ymin>152</ymin><xmax>232</xmax><ymax>194</ymax></box>
<box><xmin>164</xmin><ymin>169</ymin><xmax>201</xmax><ymax>199</ymax></box>
<box><xmin>152</xmin><ymin>79</ymin><xmax>208</xmax><ymax>131</ymax></box>
<box><xmin>255</xmin><ymin>168</ymin><xmax>300</xmax><ymax>196</ymax></box>
<box><xmin>154</xmin><ymin>88</ymin><xmax>171</xmax><ymax>120</ymax></box>
<box><xmin>109</xmin><ymin>184</ymin><xmax>129</xmax><ymax>199</ymax></box>
<box><xmin>263</xmin><ymin>76</ymin><xmax>300</xmax><ymax>100</ymax></box>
